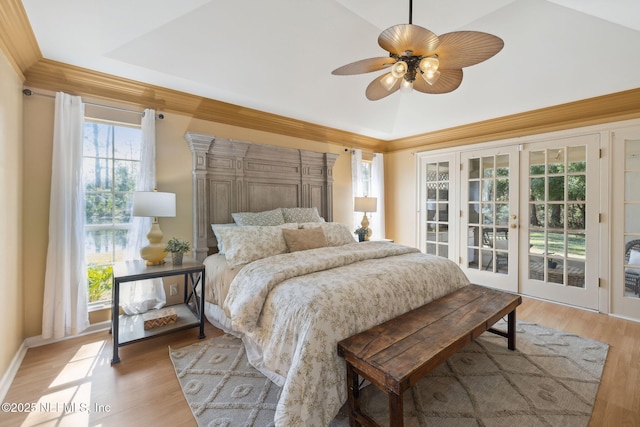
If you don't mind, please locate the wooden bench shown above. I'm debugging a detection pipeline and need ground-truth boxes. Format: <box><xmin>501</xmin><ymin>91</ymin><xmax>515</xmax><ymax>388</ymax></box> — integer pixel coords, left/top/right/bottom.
<box><xmin>337</xmin><ymin>284</ymin><xmax>522</xmax><ymax>427</ymax></box>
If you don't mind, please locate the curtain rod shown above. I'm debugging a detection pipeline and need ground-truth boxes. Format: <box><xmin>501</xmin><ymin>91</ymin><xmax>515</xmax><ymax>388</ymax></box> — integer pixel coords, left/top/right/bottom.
<box><xmin>22</xmin><ymin>88</ymin><xmax>164</xmax><ymax>119</ymax></box>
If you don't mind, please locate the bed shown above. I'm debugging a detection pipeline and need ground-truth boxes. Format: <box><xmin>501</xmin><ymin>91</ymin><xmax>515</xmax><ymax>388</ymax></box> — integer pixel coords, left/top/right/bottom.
<box><xmin>185</xmin><ymin>133</ymin><xmax>470</xmax><ymax>426</ymax></box>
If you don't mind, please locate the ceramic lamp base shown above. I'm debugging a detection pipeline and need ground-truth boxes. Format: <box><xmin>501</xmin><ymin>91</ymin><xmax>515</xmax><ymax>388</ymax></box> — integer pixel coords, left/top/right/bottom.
<box><xmin>140</xmin><ymin>221</ymin><xmax>167</xmax><ymax>265</ymax></box>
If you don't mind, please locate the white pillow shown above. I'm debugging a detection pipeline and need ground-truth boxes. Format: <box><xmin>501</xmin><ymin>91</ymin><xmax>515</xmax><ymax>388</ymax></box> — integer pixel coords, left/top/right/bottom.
<box><xmin>300</xmin><ymin>222</ymin><xmax>356</xmax><ymax>246</ymax></box>
<box><xmin>627</xmin><ymin>249</ymin><xmax>640</xmax><ymax>275</ymax></box>
<box><xmin>211</xmin><ymin>223</ymin><xmax>236</xmax><ymax>254</ymax></box>
<box><xmin>231</xmin><ymin>208</ymin><xmax>285</xmax><ymax>226</ymax></box>
<box><xmin>216</xmin><ymin>224</ymin><xmax>297</xmax><ymax>268</ymax></box>
<box><xmin>281</xmin><ymin>207</ymin><xmax>323</xmax><ymax>223</ymax></box>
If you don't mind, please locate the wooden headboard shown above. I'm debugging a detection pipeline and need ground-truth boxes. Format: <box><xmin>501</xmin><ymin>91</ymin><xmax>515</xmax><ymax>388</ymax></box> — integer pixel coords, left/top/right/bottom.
<box><xmin>185</xmin><ymin>132</ymin><xmax>338</xmax><ymax>262</ymax></box>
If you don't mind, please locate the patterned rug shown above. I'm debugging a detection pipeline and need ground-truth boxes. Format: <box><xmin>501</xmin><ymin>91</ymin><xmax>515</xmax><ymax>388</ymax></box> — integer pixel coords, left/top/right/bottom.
<box><xmin>169</xmin><ymin>321</ymin><xmax>608</xmax><ymax>426</ymax></box>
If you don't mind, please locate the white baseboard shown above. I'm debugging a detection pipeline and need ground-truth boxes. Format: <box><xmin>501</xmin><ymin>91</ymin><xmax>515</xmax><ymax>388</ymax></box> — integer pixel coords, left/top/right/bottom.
<box><xmin>1</xmin><ymin>321</ymin><xmax>111</xmax><ymax>401</ymax></box>
<box><xmin>23</xmin><ymin>320</ymin><xmax>111</xmax><ymax>348</ymax></box>
<box><xmin>0</xmin><ymin>341</ymin><xmax>27</xmax><ymax>402</ymax></box>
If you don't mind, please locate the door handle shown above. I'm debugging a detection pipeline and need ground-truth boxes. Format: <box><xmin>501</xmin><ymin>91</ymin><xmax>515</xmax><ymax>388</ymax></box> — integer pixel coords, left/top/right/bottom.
<box><xmin>510</xmin><ymin>223</ymin><xmax>517</xmax><ymax>229</ymax></box>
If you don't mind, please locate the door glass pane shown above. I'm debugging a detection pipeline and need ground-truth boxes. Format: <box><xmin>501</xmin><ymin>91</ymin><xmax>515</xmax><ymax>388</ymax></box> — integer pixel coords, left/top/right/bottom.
<box><xmin>482</xmin><ymin>180</ymin><xmax>494</xmax><ymax>201</ymax></box>
<box><xmin>469</xmin><ymin>181</ymin><xmax>480</xmax><ymax>201</ymax></box>
<box><xmin>529</xmin><ymin>230</ymin><xmax>545</xmax><ymax>254</ymax></box>
<box><xmin>569</xmin><ymin>261</ymin><xmax>586</xmax><ymax>287</ymax></box>
<box><xmin>496</xmin><ymin>179</ymin><xmax>509</xmax><ymax>201</ymax></box>
<box><xmin>548</xmin><ymin>231</ymin><xmax>565</xmax><ymax>255</ymax></box>
<box><xmin>469</xmin><ymin>203</ymin><xmax>480</xmax><ymax>223</ymax></box>
<box><xmin>548</xmin><ymin>177</ymin><xmax>565</xmax><ymax>201</ymax></box>
<box><xmin>531</xmin><ymin>204</ymin><xmax>545</xmax><ymax>227</ymax></box>
<box><xmin>548</xmin><ymin>149</ymin><xmax>565</xmax><ymax>174</ymax></box>
<box><xmin>424</xmin><ymin>161</ymin><xmax>450</xmax><ymax>258</ymax></box>
<box><xmin>496</xmin><ymin>155</ymin><xmax>509</xmax><ymax>177</ymax></box>
<box><xmin>482</xmin><ymin>204</ymin><xmax>493</xmax><ymax>224</ymax></box>
<box><xmin>568</xmin><ymin>233</ymin><xmax>586</xmax><ymax>259</ymax></box>
<box><xmin>529</xmin><ymin>255</ymin><xmax>544</xmax><ymax>280</ymax></box>
<box><xmin>547</xmin><ymin>204</ymin><xmax>564</xmax><ymax>228</ymax></box>
<box><xmin>625</xmin><ymin>140</ymin><xmax>640</xmax><ymax>169</ymax></box>
<box><xmin>567</xmin><ymin>204</ymin><xmax>585</xmax><ymax>230</ymax></box>
<box><xmin>626</xmin><ymin>205</ymin><xmax>640</xmax><ymax>233</ymax></box>
<box><xmin>528</xmin><ymin>146</ymin><xmax>587</xmax><ymax>289</ymax></box>
<box><xmin>626</xmin><ymin>172</ymin><xmax>640</xmax><ymax>201</ymax></box>
<box><xmin>496</xmin><ymin>204</ymin><xmax>509</xmax><ymax>226</ymax></box>
<box><xmin>624</xmin><ymin>139</ymin><xmax>640</xmax><ymax>298</ymax></box>
<box><xmin>530</xmin><ymin>151</ymin><xmax>545</xmax><ymax>175</ymax></box>
<box><xmin>482</xmin><ymin>157</ymin><xmax>494</xmax><ymax>177</ymax></box>
<box><xmin>568</xmin><ymin>146</ymin><xmax>586</xmax><ymax>171</ymax></box>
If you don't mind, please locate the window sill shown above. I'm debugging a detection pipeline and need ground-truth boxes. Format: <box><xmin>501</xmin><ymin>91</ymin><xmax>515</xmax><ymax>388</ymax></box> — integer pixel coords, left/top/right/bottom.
<box><xmin>88</xmin><ymin>300</ymin><xmax>111</xmax><ymax>313</ymax></box>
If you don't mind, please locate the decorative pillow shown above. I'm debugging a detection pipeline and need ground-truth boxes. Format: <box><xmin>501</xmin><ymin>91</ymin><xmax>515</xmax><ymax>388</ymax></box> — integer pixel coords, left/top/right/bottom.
<box><xmin>281</xmin><ymin>207</ymin><xmax>323</xmax><ymax>223</ymax></box>
<box><xmin>216</xmin><ymin>224</ymin><xmax>297</xmax><ymax>268</ymax></box>
<box><xmin>627</xmin><ymin>249</ymin><xmax>640</xmax><ymax>274</ymax></box>
<box><xmin>282</xmin><ymin>227</ymin><xmax>328</xmax><ymax>252</ymax></box>
<box><xmin>300</xmin><ymin>222</ymin><xmax>356</xmax><ymax>246</ymax></box>
<box><xmin>211</xmin><ymin>223</ymin><xmax>236</xmax><ymax>254</ymax></box>
<box><xmin>231</xmin><ymin>208</ymin><xmax>285</xmax><ymax>226</ymax></box>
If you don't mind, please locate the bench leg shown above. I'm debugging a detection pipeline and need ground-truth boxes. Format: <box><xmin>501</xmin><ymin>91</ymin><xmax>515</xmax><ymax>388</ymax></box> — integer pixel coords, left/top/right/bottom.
<box><xmin>346</xmin><ymin>363</ymin><xmax>361</xmax><ymax>427</ymax></box>
<box><xmin>389</xmin><ymin>392</ymin><xmax>404</xmax><ymax>427</ymax></box>
<box><xmin>507</xmin><ymin>309</ymin><xmax>516</xmax><ymax>351</ymax></box>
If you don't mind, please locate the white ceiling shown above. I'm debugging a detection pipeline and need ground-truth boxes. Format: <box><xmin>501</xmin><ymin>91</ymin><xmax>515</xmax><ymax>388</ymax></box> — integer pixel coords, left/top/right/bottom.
<box><xmin>22</xmin><ymin>0</ymin><xmax>640</xmax><ymax>140</ymax></box>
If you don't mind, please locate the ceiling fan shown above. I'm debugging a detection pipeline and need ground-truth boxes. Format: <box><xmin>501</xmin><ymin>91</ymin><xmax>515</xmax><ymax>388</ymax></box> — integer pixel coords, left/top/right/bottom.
<box><xmin>331</xmin><ymin>0</ymin><xmax>504</xmax><ymax>100</ymax></box>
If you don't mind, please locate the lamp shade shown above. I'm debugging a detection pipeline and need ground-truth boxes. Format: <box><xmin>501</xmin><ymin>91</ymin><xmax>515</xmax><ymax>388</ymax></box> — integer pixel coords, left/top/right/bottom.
<box><xmin>133</xmin><ymin>191</ymin><xmax>176</xmax><ymax>217</ymax></box>
<box><xmin>354</xmin><ymin>196</ymin><xmax>377</xmax><ymax>213</ymax></box>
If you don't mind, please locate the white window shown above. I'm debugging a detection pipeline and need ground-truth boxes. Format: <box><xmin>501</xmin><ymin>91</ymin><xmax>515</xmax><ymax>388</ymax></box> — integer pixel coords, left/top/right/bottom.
<box><xmin>83</xmin><ymin>120</ymin><xmax>142</xmax><ymax>305</ymax></box>
<box><xmin>361</xmin><ymin>158</ymin><xmax>372</xmax><ymax>196</ymax></box>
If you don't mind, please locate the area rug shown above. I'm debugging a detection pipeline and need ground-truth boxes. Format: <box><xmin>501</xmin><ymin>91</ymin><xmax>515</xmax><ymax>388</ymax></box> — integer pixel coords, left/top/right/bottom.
<box><xmin>169</xmin><ymin>321</ymin><xmax>608</xmax><ymax>427</ymax></box>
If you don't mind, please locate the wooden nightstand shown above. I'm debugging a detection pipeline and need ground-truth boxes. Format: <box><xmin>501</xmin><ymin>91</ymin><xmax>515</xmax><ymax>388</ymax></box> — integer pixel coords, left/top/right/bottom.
<box><xmin>110</xmin><ymin>259</ymin><xmax>205</xmax><ymax>364</ymax></box>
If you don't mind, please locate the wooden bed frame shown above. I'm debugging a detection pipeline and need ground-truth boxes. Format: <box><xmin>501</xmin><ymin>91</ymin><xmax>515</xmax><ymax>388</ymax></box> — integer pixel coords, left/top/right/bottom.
<box><xmin>185</xmin><ymin>132</ymin><xmax>338</xmax><ymax>262</ymax></box>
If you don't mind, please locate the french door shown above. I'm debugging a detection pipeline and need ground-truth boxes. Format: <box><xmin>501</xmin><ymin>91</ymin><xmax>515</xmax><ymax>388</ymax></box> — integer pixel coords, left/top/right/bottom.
<box><xmin>420</xmin><ymin>134</ymin><xmax>601</xmax><ymax>310</ymax></box>
<box><xmin>519</xmin><ymin>136</ymin><xmax>600</xmax><ymax>310</ymax></box>
<box><xmin>460</xmin><ymin>147</ymin><xmax>519</xmax><ymax>292</ymax></box>
<box><xmin>611</xmin><ymin>126</ymin><xmax>640</xmax><ymax>319</ymax></box>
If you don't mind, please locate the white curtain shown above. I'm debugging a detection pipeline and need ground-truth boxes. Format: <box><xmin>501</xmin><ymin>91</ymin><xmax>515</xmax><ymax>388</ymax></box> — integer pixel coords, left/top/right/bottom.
<box><xmin>120</xmin><ymin>109</ymin><xmax>166</xmax><ymax>315</ymax></box>
<box><xmin>351</xmin><ymin>149</ymin><xmax>364</xmax><ymax>232</ymax></box>
<box><xmin>42</xmin><ymin>92</ymin><xmax>89</xmax><ymax>339</ymax></box>
<box><xmin>351</xmin><ymin>149</ymin><xmax>386</xmax><ymax>239</ymax></box>
<box><xmin>371</xmin><ymin>153</ymin><xmax>386</xmax><ymax>240</ymax></box>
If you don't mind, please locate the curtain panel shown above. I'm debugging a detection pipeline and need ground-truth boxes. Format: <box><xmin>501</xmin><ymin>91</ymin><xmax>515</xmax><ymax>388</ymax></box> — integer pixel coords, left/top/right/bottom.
<box><xmin>120</xmin><ymin>109</ymin><xmax>166</xmax><ymax>315</ymax></box>
<box><xmin>351</xmin><ymin>149</ymin><xmax>386</xmax><ymax>240</ymax></box>
<box><xmin>42</xmin><ymin>92</ymin><xmax>89</xmax><ymax>339</ymax></box>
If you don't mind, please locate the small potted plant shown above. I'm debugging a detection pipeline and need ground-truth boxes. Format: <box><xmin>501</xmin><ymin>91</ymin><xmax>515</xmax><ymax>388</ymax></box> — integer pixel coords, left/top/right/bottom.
<box><xmin>165</xmin><ymin>237</ymin><xmax>191</xmax><ymax>265</ymax></box>
<box><xmin>354</xmin><ymin>227</ymin><xmax>368</xmax><ymax>242</ymax></box>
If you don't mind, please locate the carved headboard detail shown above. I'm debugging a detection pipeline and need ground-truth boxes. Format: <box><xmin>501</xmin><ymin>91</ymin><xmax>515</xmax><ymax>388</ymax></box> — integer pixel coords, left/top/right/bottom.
<box><xmin>185</xmin><ymin>132</ymin><xmax>338</xmax><ymax>262</ymax></box>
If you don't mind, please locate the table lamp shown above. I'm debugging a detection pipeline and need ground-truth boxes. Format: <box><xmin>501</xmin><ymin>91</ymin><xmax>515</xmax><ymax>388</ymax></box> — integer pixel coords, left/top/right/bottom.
<box><xmin>354</xmin><ymin>196</ymin><xmax>377</xmax><ymax>241</ymax></box>
<box><xmin>133</xmin><ymin>191</ymin><xmax>176</xmax><ymax>265</ymax></box>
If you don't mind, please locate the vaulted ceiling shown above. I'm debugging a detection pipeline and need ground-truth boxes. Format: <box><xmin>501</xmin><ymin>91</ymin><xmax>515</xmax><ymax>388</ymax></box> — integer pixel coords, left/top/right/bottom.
<box><xmin>5</xmin><ymin>0</ymin><xmax>640</xmax><ymax>150</ymax></box>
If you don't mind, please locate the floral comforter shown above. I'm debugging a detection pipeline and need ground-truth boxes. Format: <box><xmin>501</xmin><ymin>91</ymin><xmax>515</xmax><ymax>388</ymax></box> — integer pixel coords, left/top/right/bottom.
<box><xmin>223</xmin><ymin>241</ymin><xmax>470</xmax><ymax>426</ymax></box>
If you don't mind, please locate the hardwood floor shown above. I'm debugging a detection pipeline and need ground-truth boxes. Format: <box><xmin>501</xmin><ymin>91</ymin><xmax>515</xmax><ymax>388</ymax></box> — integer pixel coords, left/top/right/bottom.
<box><xmin>2</xmin><ymin>297</ymin><xmax>639</xmax><ymax>427</ymax></box>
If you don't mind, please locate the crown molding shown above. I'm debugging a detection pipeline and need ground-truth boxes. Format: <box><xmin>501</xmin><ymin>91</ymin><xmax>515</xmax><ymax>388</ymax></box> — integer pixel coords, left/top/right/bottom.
<box><xmin>23</xmin><ymin>58</ymin><xmax>384</xmax><ymax>151</ymax></box>
<box><xmin>0</xmin><ymin>0</ymin><xmax>41</xmax><ymax>81</ymax></box>
<box><xmin>385</xmin><ymin>88</ymin><xmax>640</xmax><ymax>152</ymax></box>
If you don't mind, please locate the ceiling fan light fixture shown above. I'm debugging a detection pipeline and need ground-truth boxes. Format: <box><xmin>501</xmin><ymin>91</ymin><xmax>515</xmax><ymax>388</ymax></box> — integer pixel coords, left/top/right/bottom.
<box><xmin>390</xmin><ymin>60</ymin><xmax>408</xmax><ymax>78</ymax></box>
<box><xmin>419</xmin><ymin>56</ymin><xmax>439</xmax><ymax>72</ymax></box>
<box><xmin>400</xmin><ymin>78</ymin><xmax>413</xmax><ymax>93</ymax></box>
<box><xmin>381</xmin><ymin>74</ymin><xmax>398</xmax><ymax>91</ymax></box>
<box><xmin>421</xmin><ymin>69</ymin><xmax>441</xmax><ymax>85</ymax></box>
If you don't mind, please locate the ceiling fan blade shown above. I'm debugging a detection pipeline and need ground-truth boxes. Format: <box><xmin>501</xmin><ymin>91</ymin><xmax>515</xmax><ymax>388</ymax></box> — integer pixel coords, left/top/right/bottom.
<box><xmin>413</xmin><ymin>69</ymin><xmax>463</xmax><ymax>94</ymax></box>
<box><xmin>365</xmin><ymin>73</ymin><xmax>401</xmax><ymax>100</ymax></box>
<box><xmin>378</xmin><ymin>24</ymin><xmax>439</xmax><ymax>56</ymax></box>
<box><xmin>435</xmin><ymin>31</ymin><xmax>504</xmax><ymax>69</ymax></box>
<box><xmin>331</xmin><ymin>57</ymin><xmax>396</xmax><ymax>75</ymax></box>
